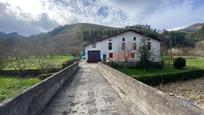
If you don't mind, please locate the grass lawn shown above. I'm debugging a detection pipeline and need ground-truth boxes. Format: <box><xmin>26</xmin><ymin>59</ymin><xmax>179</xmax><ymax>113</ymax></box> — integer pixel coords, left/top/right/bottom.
<box><xmin>116</xmin><ymin>57</ymin><xmax>204</xmax><ymax>85</ymax></box>
<box><xmin>164</xmin><ymin>56</ymin><xmax>204</xmax><ymax>69</ymax></box>
<box><xmin>0</xmin><ymin>75</ymin><xmax>40</xmax><ymax>103</ymax></box>
<box><xmin>186</xmin><ymin>57</ymin><xmax>204</xmax><ymax>69</ymax></box>
<box><xmin>117</xmin><ymin>65</ymin><xmax>203</xmax><ymax>86</ymax></box>
<box><xmin>4</xmin><ymin>55</ymin><xmax>74</xmax><ymax>70</ymax></box>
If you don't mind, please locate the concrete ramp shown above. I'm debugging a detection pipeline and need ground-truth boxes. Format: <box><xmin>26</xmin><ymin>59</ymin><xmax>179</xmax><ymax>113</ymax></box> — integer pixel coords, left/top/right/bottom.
<box><xmin>41</xmin><ymin>62</ymin><xmax>204</xmax><ymax>115</ymax></box>
<box><xmin>41</xmin><ymin>63</ymin><xmax>144</xmax><ymax>115</ymax></box>
<box><xmin>98</xmin><ymin>62</ymin><xmax>204</xmax><ymax>115</ymax></box>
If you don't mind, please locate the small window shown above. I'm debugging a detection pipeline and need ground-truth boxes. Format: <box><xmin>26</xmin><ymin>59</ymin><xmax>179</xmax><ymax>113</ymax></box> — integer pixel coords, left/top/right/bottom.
<box><xmin>131</xmin><ymin>53</ymin><xmax>135</xmax><ymax>58</ymax></box>
<box><xmin>133</xmin><ymin>43</ymin><xmax>137</xmax><ymax>50</ymax></box>
<box><xmin>122</xmin><ymin>38</ymin><xmax>125</xmax><ymax>41</ymax></box>
<box><xmin>108</xmin><ymin>42</ymin><xmax>112</xmax><ymax>50</ymax></box>
<box><xmin>133</xmin><ymin>37</ymin><xmax>136</xmax><ymax>41</ymax></box>
<box><xmin>148</xmin><ymin>38</ymin><xmax>151</xmax><ymax>41</ymax></box>
<box><xmin>109</xmin><ymin>53</ymin><xmax>113</xmax><ymax>58</ymax></box>
<box><xmin>148</xmin><ymin>42</ymin><xmax>151</xmax><ymax>50</ymax></box>
<box><xmin>122</xmin><ymin>42</ymin><xmax>125</xmax><ymax>50</ymax></box>
<box><xmin>109</xmin><ymin>39</ymin><xmax>112</xmax><ymax>41</ymax></box>
<box><xmin>92</xmin><ymin>43</ymin><xmax>96</xmax><ymax>48</ymax></box>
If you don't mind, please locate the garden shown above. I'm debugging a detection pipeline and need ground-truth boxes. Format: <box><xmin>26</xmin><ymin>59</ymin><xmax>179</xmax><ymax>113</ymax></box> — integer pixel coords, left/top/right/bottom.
<box><xmin>0</xmin><ymin>55</ymin><xmax>74</xmax><ymax>70</ymax></box>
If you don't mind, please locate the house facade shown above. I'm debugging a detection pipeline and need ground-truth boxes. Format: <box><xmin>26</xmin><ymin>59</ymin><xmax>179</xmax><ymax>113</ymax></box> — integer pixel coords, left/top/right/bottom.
<box><xmin>84</xmin><ymin>29</ymin><xmax>161</xmax><ymax>63</ymax></box>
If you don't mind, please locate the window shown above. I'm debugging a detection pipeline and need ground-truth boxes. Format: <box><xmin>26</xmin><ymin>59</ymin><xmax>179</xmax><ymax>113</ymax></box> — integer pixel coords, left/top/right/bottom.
<box><xmin>131</xmin><ymin>53</ymin><xmax>135</xmax><ymax>58</ymax></box>
<box><xmin>109</xmin><ymin>39</ymin><xmax>112</xmax><ymax>41</ymax></box>
<box><xmin>122</xmin><ymin>42</ymin><xmax>125</xmax><ymax>50</ymax></box>
<box><xmin>147</xmin><ymin>42</ymin><xmax>151</xmax><ymax>50</ymax></box>
<box><xmin>109</xmin><ymin>53</ymin><xmax>113</xmax><ymax>58</ymax></box>
<box><xmin>108</xmin><ymin>42</ymin><xmax>112</xmax><ymax>50</ymax></box>
<box><xmin>122</xmin><ymin>37</ymin><xmax>125</xmax><ymax>41</ymax></box>
<box><xmin>92</xmin><ymin>43</ymin><xmax>96</xmax><ymax>48</ymax></box>
<box><xmin>133</xmin><ymin>37</ymin><xmax>136</xmax><ymax>41</ymax></box>
<box><xmin>133</xmin><ymin>43</ymin><xmax>137</xmax><ymax>50</ymax></box>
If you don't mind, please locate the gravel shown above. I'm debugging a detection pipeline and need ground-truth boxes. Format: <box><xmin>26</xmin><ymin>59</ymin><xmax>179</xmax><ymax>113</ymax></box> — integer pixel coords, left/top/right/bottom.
<box><xmin>154</xmin><ymin>77</ymin><xmax>204</xmax><ymax>110</ymax></box>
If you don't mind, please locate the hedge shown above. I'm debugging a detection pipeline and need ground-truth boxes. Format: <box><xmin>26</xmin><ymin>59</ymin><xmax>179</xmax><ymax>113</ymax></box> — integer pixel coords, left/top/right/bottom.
<box><xmin>0</xmin><ymin>68</ymin><xmax>61</xmax><ymax>77</ymax></box>
<box><xmin>104</xmin><ymin>61</ymin><xmax>163</xmax><ymax>69</ymax></box>
<box><xmin>62</xmin><ymin>58</ymin><xmax>79</xmax><ymax>68</ymax></box>
<box><xmin>135</xmin><ymin>69</ymin><xmax>204</xmax><ymax>86</ymax></box>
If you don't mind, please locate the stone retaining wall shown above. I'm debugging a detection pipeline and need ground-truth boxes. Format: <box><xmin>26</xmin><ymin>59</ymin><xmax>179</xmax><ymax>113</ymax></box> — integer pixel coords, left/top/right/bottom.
<box><xmin>0</xmin><ymin>62</ymin><xmax>79</xmax><ymax>115</ymax></box>
<box><xmin>98</xmin><ymin>62</ymin><xmax>204</xmax><ymax>115</ymax></box>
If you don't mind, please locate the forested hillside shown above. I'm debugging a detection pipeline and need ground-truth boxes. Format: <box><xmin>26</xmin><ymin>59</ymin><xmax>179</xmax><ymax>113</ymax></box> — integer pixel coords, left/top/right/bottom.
<box><xmin>179</xmin><ymin>23</ymin><xmax>204</xmax><ymax>33</ymax></box>
<box><xmin>161</xmin><ymin>23</ymin><xmax>204</xmax><ymax>49</ymax></box>
<box><xmin>0</xmin><ymin>23</ymin><xmax>123</xmax><ymax>56</ymax></box>
<box><xmin>186</xmin><ymin>26</ymin><xmax>204</xmax><ymax>42</ymax></box>
<box><xmin>28</xmin><ymin>23</ymin><xmax>159</xmax><ymax>55</ymax></box>
<box><xmin>1</xmin><ymin>22</ymin><xmax>204</xmax><ymax>57</ymax></box>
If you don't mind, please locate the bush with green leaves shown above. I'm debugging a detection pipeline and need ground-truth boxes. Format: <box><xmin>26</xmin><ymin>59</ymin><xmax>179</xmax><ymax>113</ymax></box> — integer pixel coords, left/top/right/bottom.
<box><xmin>136</xmin><ymin>69</ymin><xmax>203</xmax><ymax>86</ymax></box>
<box><xmin>62</xmin><ymin>58</ymin><xmax>79</xmax><ymax>68</ymax></box>
<box><xmin>174</xmin><ymin>57</ymin><xmax>186</xmax><ymax>69</ymax></box>
<box><xmin>0</xmin><ymin>59</ymin><xmax>6</xmax><ymax>70</ymax></box>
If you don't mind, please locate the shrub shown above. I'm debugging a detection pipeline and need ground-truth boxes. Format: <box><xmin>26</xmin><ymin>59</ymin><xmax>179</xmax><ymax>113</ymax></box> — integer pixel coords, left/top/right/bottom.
<box><xmin>38</xmin><ymin>73</ymin><xmax>53</xmax><ymax>80</ymax></box>
<box><xmin>0</xmin><ymin>59</ymin><xmax>6</xmax><ymax>70</ymax></box>
<box><xmin>62</xmin><ymin>58</ymin><xmax>78</xmax><ymax>68</ymax></box>
<box><xmin>136</xmin><ymin>69</ymin><xmax>203</xmax><ymax>86</ymax></box>
<box><xmin>138</xmin><ymin>60</ymin><xmax>164</xmax><ymax>69</ymax></box>
<box><xmin>106</xmin><ymin>61</ymin><xmax>164</xmax><ymax>69</ymax></box>
<box><xmin>109</xmin><ymin>61</ymin><xmax>120</xmax><ymax>68</ymax></box>
<box><xmin>173</xmin><ymin>57</ymin><xmax>186</xmax><ymax>69</ymax></box>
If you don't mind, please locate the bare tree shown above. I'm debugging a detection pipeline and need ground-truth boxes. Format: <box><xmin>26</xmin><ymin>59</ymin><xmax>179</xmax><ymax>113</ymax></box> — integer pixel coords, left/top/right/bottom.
<box><xmin>115</xmin><ymin>42</ymin><xmax>135</xmax><ymax>71</ymax></box>
<box><xmin>138</xmin><ymin>37</ymin><xmax>151</xmax><ymax>71</ymax></box>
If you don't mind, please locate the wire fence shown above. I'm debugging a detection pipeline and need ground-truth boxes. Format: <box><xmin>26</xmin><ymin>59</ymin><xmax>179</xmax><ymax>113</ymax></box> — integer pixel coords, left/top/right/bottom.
<box><xmin>163</xmin><ymin>55</ymin><xmax>204</xmax><ymax>69</ymax></box>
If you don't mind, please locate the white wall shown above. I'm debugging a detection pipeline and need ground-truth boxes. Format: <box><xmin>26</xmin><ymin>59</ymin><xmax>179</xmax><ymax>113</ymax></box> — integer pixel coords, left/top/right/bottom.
<box><xmin>85</xmin><ymin>31</ymin><xmax>160</xmax><ymax>62</ymax></box>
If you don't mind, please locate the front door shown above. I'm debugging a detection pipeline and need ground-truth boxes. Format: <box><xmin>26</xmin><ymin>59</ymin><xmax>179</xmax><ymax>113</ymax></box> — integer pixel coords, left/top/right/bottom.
<box><xmin>103</xmin><ymin>54</ymin><xmax>106</xmax><ymax>62</ymax></box>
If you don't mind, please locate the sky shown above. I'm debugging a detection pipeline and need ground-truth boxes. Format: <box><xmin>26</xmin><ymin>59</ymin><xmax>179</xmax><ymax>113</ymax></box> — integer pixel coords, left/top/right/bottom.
<box><xmin>0</xmin><ymin>0</ymin><xmax>204</xmax><ymax>36</ymax></box>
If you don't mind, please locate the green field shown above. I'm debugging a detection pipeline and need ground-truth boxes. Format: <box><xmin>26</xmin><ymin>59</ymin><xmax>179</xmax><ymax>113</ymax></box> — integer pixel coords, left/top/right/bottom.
<box><xmin>0</xmin><ymin>76</ymin><xmax>40</xmax><ymax>103</ymax></box>
<box><xmin>3</xmin><ymin>55</ymin><xmax>74</xmax><ymax>70</ymax></box>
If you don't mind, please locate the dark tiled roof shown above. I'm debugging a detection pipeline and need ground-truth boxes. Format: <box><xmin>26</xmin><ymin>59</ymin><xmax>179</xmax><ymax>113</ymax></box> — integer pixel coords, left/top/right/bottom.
<box><xmin>83</xmin><ymin>29</ymin><xmax>161</xmax><ymax>46</ymax></box>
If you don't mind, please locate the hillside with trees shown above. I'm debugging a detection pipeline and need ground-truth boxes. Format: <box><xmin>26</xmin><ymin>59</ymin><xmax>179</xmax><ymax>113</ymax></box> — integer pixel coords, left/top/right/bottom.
<box><xmin>0</xmin><ymin>23</ymin><xmax>160</xmax><ymax>56</ymax></box>
<box><xmin>1</xmin><ymin>22</ymin><xmax>204</xmax><ymax>58</ymax></box>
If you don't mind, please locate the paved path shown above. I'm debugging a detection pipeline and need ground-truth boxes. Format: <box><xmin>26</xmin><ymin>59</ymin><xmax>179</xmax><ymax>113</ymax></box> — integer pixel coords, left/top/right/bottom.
<box><xmin>41</xmin><ymin>63</ymin><xmax>140</xmax><ymax>115</ymax></box>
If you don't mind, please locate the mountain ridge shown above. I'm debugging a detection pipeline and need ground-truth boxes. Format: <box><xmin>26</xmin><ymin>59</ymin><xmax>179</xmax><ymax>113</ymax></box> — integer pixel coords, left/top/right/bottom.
<box><xmin>179</xmin><ymin>23</ymin><xmax>204</xmax><ymax>33</ymax></box>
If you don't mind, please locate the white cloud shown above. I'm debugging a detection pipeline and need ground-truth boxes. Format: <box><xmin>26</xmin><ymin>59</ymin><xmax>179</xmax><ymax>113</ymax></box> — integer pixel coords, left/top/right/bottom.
<box><xmin>0</xmin><ymin>0</ymin><xmax>204</xmax><ymax>35</ymax></box>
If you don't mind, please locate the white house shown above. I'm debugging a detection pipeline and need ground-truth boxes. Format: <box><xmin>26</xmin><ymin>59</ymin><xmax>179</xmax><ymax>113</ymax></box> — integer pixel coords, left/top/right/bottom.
<box><xmin>84</xmin><ymin>29</ymin><xmax>161</xmax><ymax>63</ymax></box>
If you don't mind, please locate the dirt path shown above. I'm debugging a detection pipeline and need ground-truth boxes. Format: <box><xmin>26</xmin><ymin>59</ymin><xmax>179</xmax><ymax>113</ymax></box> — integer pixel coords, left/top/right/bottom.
<box><xmin>155</xmin><ymin>77</ymin><xmax>204</xmax><ymax>110</ymax></box>
<box><xmin>41</xmin><ymin>63</ymin><xmax>137</xmax><ymax>115</ymax></box>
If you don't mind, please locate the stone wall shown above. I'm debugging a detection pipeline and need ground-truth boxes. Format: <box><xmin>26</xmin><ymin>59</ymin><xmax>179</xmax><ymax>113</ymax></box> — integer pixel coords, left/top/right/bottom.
<box><xmin>0</xmin><ymin>62</ymin><xmax>79</xmax><ymax>115</ymax></box>
<box><xmin>97</xmin><ymin>62</ymin><xmax>204</xmax><ymax>115</ymax></box>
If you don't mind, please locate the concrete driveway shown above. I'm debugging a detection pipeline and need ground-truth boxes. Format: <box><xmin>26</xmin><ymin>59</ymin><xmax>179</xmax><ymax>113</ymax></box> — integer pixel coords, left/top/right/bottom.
<box><xmin>40</xmin><ymin>62</ymin><xmax>142</xmax><ymax>115</ymax></box>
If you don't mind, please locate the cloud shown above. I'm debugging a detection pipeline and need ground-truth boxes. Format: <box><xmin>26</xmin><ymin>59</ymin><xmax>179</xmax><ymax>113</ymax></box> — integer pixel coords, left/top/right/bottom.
<box><xmin>0</xmin><ymin>0</ymin><xmax>204</xmax><ymax>35</ymax></box>
<box><xmin>0</xmin><ymin>1</ymin><xmax>58</xmax><ymax>36</ymax></box>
